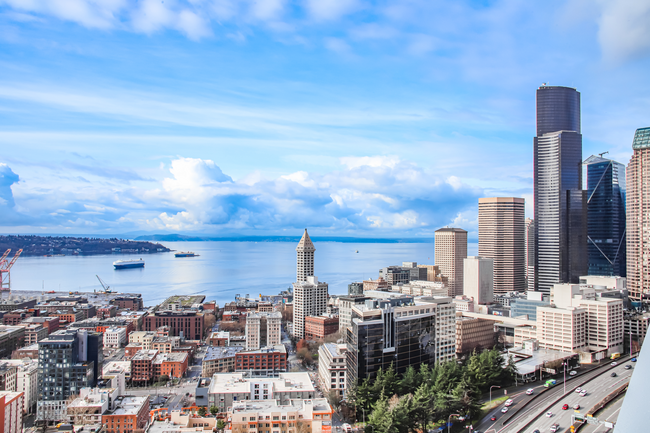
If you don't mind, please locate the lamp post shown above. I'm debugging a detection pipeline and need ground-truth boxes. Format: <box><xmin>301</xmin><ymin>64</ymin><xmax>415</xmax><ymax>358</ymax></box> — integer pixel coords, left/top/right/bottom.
<box><xmin>489</xmin><ymin>385</ymin><xmax>501</xmax><ymax>406</ymax></box>
<box><xmin>563</xmin><ymin>362</ymin><xmax>567</xmax><ymax>395</ymax></box>
<box><xmin>448</xmin><ymin>413</ymin><xmax>460</xmax><ymax>433</ymax></box>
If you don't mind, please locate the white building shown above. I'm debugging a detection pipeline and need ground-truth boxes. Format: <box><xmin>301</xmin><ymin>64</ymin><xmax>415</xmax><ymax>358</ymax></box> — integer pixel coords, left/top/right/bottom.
<box><xmin>128</xmin><ymin>331</ymin><xmax>155</xmax><ymax>348</ymax></box>
<box><xmin>463</xmin><ymin>256</ymin><xmax>494</xmax><ymax>306</ymax></box>
<box><xmin>229</xmin><ymin>399</ymin><xmax>333</xmax><ymax>433</ymax></box>
<box><xmin>104</xmin><ymin>327</ymin><xmax>127</xmax><ymax>348</ymax></box>
<box><xmin>246</xmin><ymin>312</ymin><xmax>282</xmax><ymax>350</ymax></box>
<box><xmin>318</xmin><ymin>343</ymin><xmax>347</xmax><ymax>397</ymax></box>
<box><xmin>536</xmin><ymin>306</ymin><xmax>588</xmax><ymax>352</ymax></box>
<box><xmin>66</xmin><ymin>387</ymin><xmax>111</xmax><ymax>425</ymax></box>
<box><xmin>0</xmin><ymin>359</ymin><xmax>38</xmax><ymax>414</ymax></box>
<box><xmin>293</xmin><ymin>277</ymin><xmax>328</xmax><ymax>340</ymax></box>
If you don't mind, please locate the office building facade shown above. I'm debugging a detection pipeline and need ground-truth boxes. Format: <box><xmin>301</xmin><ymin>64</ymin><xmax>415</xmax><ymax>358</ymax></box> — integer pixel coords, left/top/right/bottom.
<box><xmin>584</xmin><ymin>155</ymin><xmax>627</xmax><ymax>277</ymax></box>
<box><xmin>245</xmin><ymin>312</ymin><xmax>281</xmax><ymax>350</ymax></box>
<box><xmin>534</xmin><ymin>85</ymin><xmax>588</xmax><ymax>292</ymax></box>
<box><xmin>434</xmin><ymin>228</ymin><xmax>468</xmax><ymax>296</ymax></box>
<box><xmin>627</xmin><ymin>127</ymin><xmax>650</xmax><ymax>301</ymax></box>
<box><xmin>525</xmin><ymin>218</ymin><xmax>535</xmax><ymax>290</ymax></box>
<box><xmin>463</xmin><ymin>256</ymin><xmax>494</xmax><ymax>306</ymax></box>
<box><xmin>478</xmin><ymin>197</ymin><xmax>526</xmax><ymax>293</ymax></box>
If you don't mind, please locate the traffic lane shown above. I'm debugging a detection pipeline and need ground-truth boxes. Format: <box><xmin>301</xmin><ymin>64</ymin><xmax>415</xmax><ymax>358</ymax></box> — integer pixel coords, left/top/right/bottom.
<box><xmin>521</xmin><ymin>364</ymin><xmax>633</xmax><ymax>433</ymax></box>
<box><xmin>475</xmin><ymin>386</ymin><xmax>543</xmax><ymax>431</ymax></box>
<box><xmin>582</xmin><ymin>394</ymin><xmax>624</xmax><ymax>433</ymax></box>
<box><xmin>501</xmin><ymin>362</ymin><xmax>628</xmax><ymax>432</ymax></box>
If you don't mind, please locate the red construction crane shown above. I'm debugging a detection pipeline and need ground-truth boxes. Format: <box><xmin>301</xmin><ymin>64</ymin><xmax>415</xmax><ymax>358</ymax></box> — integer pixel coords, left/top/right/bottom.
<box><xmin>0</xmin><ymin>249</ymin><xmax>22</xmax><ymax>292</ymax></box>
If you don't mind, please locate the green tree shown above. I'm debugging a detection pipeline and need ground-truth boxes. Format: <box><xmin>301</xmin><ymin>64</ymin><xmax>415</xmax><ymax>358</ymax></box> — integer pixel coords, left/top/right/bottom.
<box><xmin>210</xmin><ymin>406</ymin><xmax>219</xmax><ymax>415</ymax></box>
<box><xmin>198</xmin><ymin>406</ymin><xmax>207</xmax><ymax>417</ymax></box>
<box><xmin>217</xmin><ymin>419</ymin><xmax>226</xmax><ymax>432</ymax></box>
<box><xmin>399</xmin><ymin>366</ymin><xmax>419</xmax><ymax>395</ymax></box>
<box><xmin>368</xmin><ymin>396</ymin><xmax>395</xmax><ymax>433</ymax></box>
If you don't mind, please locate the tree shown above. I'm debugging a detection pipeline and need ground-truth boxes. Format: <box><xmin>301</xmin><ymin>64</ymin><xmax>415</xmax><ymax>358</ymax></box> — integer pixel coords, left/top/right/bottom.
<box><xmin>217</xmin><ymin>419</ymin><xmax>226</xmax><ymax>432</ymax></box>
<box><xmin>326</xmin><ymin>389</ymin><xmax>343</xmax><ymax>413</ymax></box>
<box><xmin>158</xmin><ymin>374</ymin><xmax>169</xmax><ymax>385</ymax></box>
<box><xmin>204</xmin><ymin>314</ymin><xmax>217</xmax><ymax>334</ymax></box>
<box><xmin>296</xmin><ymin>339</ymin><xmax>309</xmax><ymax>350</ymax></box>
<box><xmin>210</xmin><ymin>406</ymin><xmax>219</xmax><ymax>415</ymax></box>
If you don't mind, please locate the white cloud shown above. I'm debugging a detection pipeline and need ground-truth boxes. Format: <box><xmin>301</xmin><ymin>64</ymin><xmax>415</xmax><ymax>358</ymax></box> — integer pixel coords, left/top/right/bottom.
<box><xmin>339</xmin><ymin>155</ymin><xmax>399</xmax><ymax>169</ymax></box>
<box><xmin>304</xmin><ymin>0</ymin><xmax>361</xmax><ymax>21</ymax></box>
<box><xmin>177</xmin><ymin>9</ymin><xmax>213</xmax><ymax>40</ymax></box>
<box><xmin>597</xmin><ymin>0</ymin><xmax>650</xmax><ymax>63</ymax></box>
<box><xmin>247</xmin><ymin>0</ymin><xmax>286</xmax><ymax>21</ymax></box>
<box><xmin>323</xmin><ymin>37</ymin><xmax>352</xmax><ymax>55</ymax></box>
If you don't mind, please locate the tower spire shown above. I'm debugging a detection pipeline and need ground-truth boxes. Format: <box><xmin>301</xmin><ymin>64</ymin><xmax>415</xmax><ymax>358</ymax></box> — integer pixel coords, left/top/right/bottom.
<box><xmin>296</xmin><ymin>229</ymin><xmax>315</xmax><ymax>282</ymax></box>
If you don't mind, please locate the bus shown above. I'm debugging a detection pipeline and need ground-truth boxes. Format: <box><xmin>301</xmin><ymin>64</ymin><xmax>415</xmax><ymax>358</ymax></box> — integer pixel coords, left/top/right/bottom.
<box><xmin>611</xmin><ymin>353</ymin><xmax>621</xmax><ymax>360</ymax></box>
<box><xmin>544</xmin><ymin>379</ymin><xmax>557</xmax><ymax>388</ymax></box>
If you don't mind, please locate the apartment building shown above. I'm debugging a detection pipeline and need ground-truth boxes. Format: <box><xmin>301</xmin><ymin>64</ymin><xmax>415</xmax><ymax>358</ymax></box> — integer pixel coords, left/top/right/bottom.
<box><xmin>338</xmin><ymin>296</ymin><xmax>369</xmax><ymax>335</ymax></box>
<box><xmin>152</xmin><ymin>352</ymin><xmax>188</xmax><ymax>380</ymax></box>
<box><xmin>246</xmin><ymin>312</ymin><xmax>282</xmax><ymax>350</ymax></box>
<box><xmin>318</xmin><ymin>343</ymin><xmax>347</xmax><ymax>396</ymax></box>
<box><xmin>235</xmin><ymin>345</ymin><xmax>287</xmax><ymax>376</ymax></box>
<box><xmin>143</xmin><ymin>310</ymin><xmax>204</xmax><ymax>340</ymax></box>
<box><xmin>229</xmin><ymin>399</ymin><xmax>333</xmax><ymax>433</ymax></box>
<box><xmin>434</xmin><ymin>227</ymin><xmax>468</xmax><ymax>297</ymax></box>
<box><xmin>102</xmin><ymin>395</ymin><xmax>150</xmax><ymax>433</ymax></box>
<box><xmin>202</xmin><ymin>346</ymin><xmax>244</xmax><ymax>377</ymax></box>
<box><xmin>0</xmin><ymin>359</ymin><xmax>38</xmax><ymax>414</ymax></box>
<box><xmin>0</xmin><ymin>391</ymin><xmax>24</xmax><ymax>433</ymax></box>
<box><xmin>292</xmin><ymin>277</ymin><xmax>328</xmax><ymax>340</ymax></box>
<box><xmin>21</xmin><ymin>324</ymin><xmax>48</xmax><ymax>345</ymax></box>
<box><xmin>455</xmin><ymin>315</ymin><xmax>496</xmax><ymax>355</ymax></box>
<box><xmin>304</xmin><ymin>315</ymin><xmax>339</xmax><ymax>341</ymax></box>
<box><xmin>104</xmin><ymin>327</ymin><xmax>127</xmax><ymax>348</ymax></box>
<box><xmin>130</xmin><ymin>350</ymin><xmax>158</xmax><ymax>386</ymax></box>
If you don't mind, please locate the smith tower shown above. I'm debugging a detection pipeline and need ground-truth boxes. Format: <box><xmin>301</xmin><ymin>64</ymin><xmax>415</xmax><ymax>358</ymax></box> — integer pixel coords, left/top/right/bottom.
<box><xmin>534</xmin><ymin>85</ymin><xmax>588</xmax><ymax>292</ymax></box>
<box><xmin>296</xmin><ymin>228</ymin><xmax>315</xmax><ymax>282</ymax></box>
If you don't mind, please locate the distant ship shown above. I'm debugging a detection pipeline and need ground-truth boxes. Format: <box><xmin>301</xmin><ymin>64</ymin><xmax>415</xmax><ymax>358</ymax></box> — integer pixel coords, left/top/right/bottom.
<box><xmin>113</xmin><ymin>259</ymin><xmax>145</xmax><ymax>269</ymax></box>
<box><xmin>175</xmin><ymin>252</ymin><xmax>198</xmax><ymax>257</ymax></box>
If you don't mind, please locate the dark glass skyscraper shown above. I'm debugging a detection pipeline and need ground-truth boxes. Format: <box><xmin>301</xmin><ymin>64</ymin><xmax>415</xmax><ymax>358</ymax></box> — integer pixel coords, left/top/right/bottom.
<box><xmin>534</xmin><ymin>85</ymin><xmax>588</xmax><ymax>292</ymax></box>
<box><xmin>584</xmin><ymin>155</ymin><xmax>626</xmax><ymax>276</ymax></box>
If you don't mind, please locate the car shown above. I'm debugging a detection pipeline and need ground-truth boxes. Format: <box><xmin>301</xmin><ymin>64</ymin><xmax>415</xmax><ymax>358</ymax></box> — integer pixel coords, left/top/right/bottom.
<box><xmin>573</xmin><ymin>404</ymin><xmax>581</xmax><ymax>410</ymax></box>
<box><xmin>611</xmin><ymin>361</ymin><xmax>618</xmax><ymax>366</ymax></box>
<box><xmin>580</xmin><ymin>390</ymin><xmax>588</xmax><ymax>396</ymax></box>
<box><xmin>501</xmin><ymin>407</ymin><xmax>508</xmax><ymax>413</ymax></box>
<box><xmin>532</xmin><ymin>430</ymin><xmax>540</xmax><ymax>433</ymax></box>
<box><xmin>550</xmin><ymin>424</ymin><xmax>560</xmax><ymax>433</ymax></box>
<box><xmin>526</xmin><ymin>388</ymin><xmax>534</xmax><ymax>395</ymax></box>
<box><xmin>505</xmin><ymin>399</ymin><xmax>514</xmax><ymax>407</ymax></box>
<box><xmin>546</xmin><ymin>412</ymin><xmax>553</xmax><ymax>418</ymax></box>
<box><xmin>575</xmin><ymin>387</ymin><xmax>582</xmax><ymax>393</ymax></box>
<box><xmin>562</xmin><ymin>404</ymin><xmax>569</xmax><ymax>410</ymax></box>
<box><xmin>611</xmin><ymin>372</ymin><xmax>617</xmax><ymax>377</ymax></box>
<box><xmin>569</xmin><ymin>370</ymin><xmax>577</xmax><ymax>376</ymax></box>
<box><xmin>625</xmin><ymin>365</ymin><xmax>632</xmax><ymax>370</ymax></box>
<box><xmin>631</xmin><ymin>357</ymin><xmax>637</xmax><ymax>362</ymax></box>
<box><xmin>490</xmin><ymin>416</ymin><xmax>497</xmax><ymax>421</ymax></box>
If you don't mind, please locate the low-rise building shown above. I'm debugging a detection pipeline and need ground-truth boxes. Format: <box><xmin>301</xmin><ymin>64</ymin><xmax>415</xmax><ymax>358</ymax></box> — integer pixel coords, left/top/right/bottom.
<box><xmin>130</xmin><ymin>350</ymin><xmax>158</xmax><ymax>386</ymax></box>
<box><xmin>153</xmin><ymin>352</ymin><xmax>188</xmax><ymax>380</ymax></box>
<box><xmin>0</xmin><ymin>391</ymin><xmax>24</xmax><ymax>433</ymax></box>
<box><xmin>97</xmin><ymin>305</ymin><xmax>118</xmax><ymax>319</ymax></box>
<box><xmin>128</xmin><ymin>331</ymin><xmax>156</xmax><ymax>348</ymax></box>
<box><xmin>455</xmin><ymin>315</ymin><xmax>496</xmax><ymax>355</ymax></box>
<box><xmin>229</xmin><ymin>399</ymin><xmax>332</xmax><ymax>433</ymax></box>
<box><xmin>305</xmin><ymin>315</ymin><xmax>339</xmax><ymax>341</ymax></box>
<box><xmin>21</xmin><ymin>323</ymin><xmax>48</xmax><ymax>345</ymax></box>
<box><xmin>318</xmin><ymin>343</ymin><xmax>347</xmax><ymax>396</ymax></box>
<box><xmin>0</xmin><ymin>359</ymin><xmax>38</xmax><ymax>414</ymax></box>
<box><xmin>0</xmin><ymin>326</ymin><xmax>25</xmax><ymax>359</ymax></box>
<box><xmin>11</xmin><ymin>343</ymin><xmax>38</xmax><ymax>360</ymax></box>
<box><xmin>151</xmin><ymin>336</ymin><xmax>181</xmax><ymax>353</ymax></box>
<box><xmin>208</xmin><ymin>372</ymin><xmax>317</xmax><ymax>412</ymax></box>
<box><xmin>104</xmin><ymin>327</ymin><xmax>127</xmax><ymax>348</ymax></box>
<box><xmin>111</xmin><ymin>296</ymin><xmax>144</xmax><ymax>311</ymax></box>
<box><xmin>362</xmin><ymin>277</ymin><xmax>388</xmax><ymax>291</ymax></box>
<box><xmin>21</xmin><ymin>316</ymin><xmax>59</xmax><ymax>334</ymax></box>
<box><xmin>208</xmin><ymin>331</ymin><xmax>230</xmax><ymax>347</ymax></box>
<box><xmin>203</xmin><ymin>346</ymin><xmax>244</xmax><ymax>377</ymax></box>
<box><xmin>0</xmin><ymin>298</ymin><xmax>37</xmax><ymax>312</ymax></box>
<box><xmin>66</xmin><ymin>387</ymin><xmax>111</xmax><ymax>425</ymax></box>
<box><xmin>102</xmin><ymin>395</ymin><xmax>149</xmax><ymax>433</ymax></box>
<box><xmin>103</xmin><ymin>361</ymin><xmax>131</xmax><ymax>393</ymax></box>
<box><xmin>235</xmin><ymin>345</ymin><xmax>287</xmax><ymax>376</ymax></box>
<box><xmin>124</xmin><ymin>343</ymin><xmax>143</xmax><ymax>359</ymax></box>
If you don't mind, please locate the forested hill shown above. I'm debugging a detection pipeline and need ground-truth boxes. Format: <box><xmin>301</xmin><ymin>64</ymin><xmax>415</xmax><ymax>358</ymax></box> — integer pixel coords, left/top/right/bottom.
<box><xmin>0</xmin><ymin>235</ymin><xmax>170</xmax><ymax>256</ymax></box>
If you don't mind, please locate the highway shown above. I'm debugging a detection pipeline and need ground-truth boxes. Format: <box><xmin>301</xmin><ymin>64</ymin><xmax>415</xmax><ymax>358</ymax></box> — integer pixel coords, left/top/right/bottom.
<box><xmin>579</xmin><ymin>394</ymin><xmax>625</xmax><ymax>433</ymax></box>
<box><xmin>516</xmin><ymin>362</ymin><xmax>632</xmax><ymax>433</ymax></box>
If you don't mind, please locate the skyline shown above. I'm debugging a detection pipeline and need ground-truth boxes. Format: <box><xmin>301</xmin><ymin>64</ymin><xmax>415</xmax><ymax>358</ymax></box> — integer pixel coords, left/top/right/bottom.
<box><xmin>1</xmin><ymin>0</ymin><xmax>650</xmax><ymax>238</ymax></box>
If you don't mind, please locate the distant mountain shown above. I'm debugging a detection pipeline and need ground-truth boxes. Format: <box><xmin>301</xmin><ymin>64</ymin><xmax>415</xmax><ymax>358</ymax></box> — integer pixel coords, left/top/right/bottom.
<box><xmin>135</xmin><ymin>234</ymin><xmax>433</xmax><ymax>243</ymax></box>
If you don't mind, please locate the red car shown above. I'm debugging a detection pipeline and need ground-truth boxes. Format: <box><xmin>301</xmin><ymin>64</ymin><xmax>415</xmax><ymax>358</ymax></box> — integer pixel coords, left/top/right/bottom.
<box><xmin>562</xmin><ymin>404</ymin><xmax>569</xmax><ymax>410</ymax></box>
<box><xmin>491</xmin><ymin>416</ymin><xmax>497</xmax><ymax>421</ymax></box>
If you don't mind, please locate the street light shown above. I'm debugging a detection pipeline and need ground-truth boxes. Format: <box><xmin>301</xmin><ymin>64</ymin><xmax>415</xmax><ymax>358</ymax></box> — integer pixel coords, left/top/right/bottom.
<box><xmin>489</xmin><ymin>385</ymin><xmax>501</xmax><ymax>406</ymax></box>
<box><xmin>448</xmin><ymin>413</ymin><xmax>460</xmax><ymax>433</ymax></box>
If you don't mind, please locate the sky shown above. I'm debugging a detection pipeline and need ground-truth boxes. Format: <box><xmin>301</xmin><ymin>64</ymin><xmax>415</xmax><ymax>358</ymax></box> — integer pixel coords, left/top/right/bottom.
<box><xmin>0</xmin><ymin>0</ymin><xmax>649</xmax><ymax>239</ymax></box>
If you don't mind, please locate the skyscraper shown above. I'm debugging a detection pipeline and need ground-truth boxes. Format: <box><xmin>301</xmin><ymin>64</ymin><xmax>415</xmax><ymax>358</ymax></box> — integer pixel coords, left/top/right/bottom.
<box><xmin>584</xmin><ymin>155</ymin><xmax>626</xmax><ymax>277</ymax></box>
<box><xmin>627</xmin><ymin>127</ymin><xmax>650</xmax><ymax>302</ymax></box>
<box><xmin>434</xmin><ymin>228</ymin><xmax>468</xmax><ymax>297</ymax></box>
<box><xmin>296</xmin><ymin>229</ymin><xmax>315</xmax><ymax>282</ymax></box>
<box><xmin>478</xmin><ymin>197</ymin><xmax>526</xmax><ymax>293</ymax></box>
<box><xmin>534</xmin><ymin>85</ymin><xmax>588</xmax><ymax>293</ymax></box>
<box><xmin>525</xmin><ymin>218</ymin><xmax>536</xmax><ymax>290</ymax></box>
<box><xmin>292</xmin><ymin>230</ymin><xmax>328</xmax><ymax>339</ymax></box>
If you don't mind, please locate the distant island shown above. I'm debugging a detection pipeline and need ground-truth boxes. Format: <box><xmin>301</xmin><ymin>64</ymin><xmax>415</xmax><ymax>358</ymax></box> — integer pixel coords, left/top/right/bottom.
<box><xmin>135</xmin><ymin>233</ymin><xmax>433</xmax><ymax>243</ymax></box>
<box><xmin>0</xmin><ymin>235</ymin><xmax>171</xmax><ymax>256</ymax></box>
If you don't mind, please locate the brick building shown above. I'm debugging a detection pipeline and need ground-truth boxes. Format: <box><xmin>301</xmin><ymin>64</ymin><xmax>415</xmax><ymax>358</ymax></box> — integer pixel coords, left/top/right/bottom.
<box><xmin>21</xmin><ymin>316</ymin><xmax>59</xmax><ymax>334</ymax></box>
<box><xmin>152</xmin><ymin>352</ymin><xmax>188</xmax><ymax>380</ymax></box>
<box><xmin>130</xmin><ymin>350</ymin><xmax>158</xmax><ymax>386</ymax></box>
<box><xmin>102</xmin><ymin>395</ymin><xmax>149</xmax><ymax>433</ymax></box>
<box><xmin>143</xmin><ymin>311</ymin><xmax>204</xmax><ymax>340</ymax></box>
<box><xmin>304</xmin><ymin>315</ymin><xmax>339</xmax><ymax>341</ymax></box>
<box><xmin>111</xmin><ymin>296</ymin><xmax>144</xmax><ymax>311</ymax></box>
<box><xmin>97</xmin><ymin>305</ymin><xmax>118</xmax><ymax>319</ymax></box>
<box><xmin>455</xmin><ymin>315</ymin><xmax>497</xmax><ymax>355</ymax></box>
<box><xmin>235</xmin><ymin>345</ymin><xmax>287</xmax><ymax>376</ymax></box>
<box><xmin>3</xmin><ymin>309</ymin><xmax>38</xmax><ymax>326</ymax></box>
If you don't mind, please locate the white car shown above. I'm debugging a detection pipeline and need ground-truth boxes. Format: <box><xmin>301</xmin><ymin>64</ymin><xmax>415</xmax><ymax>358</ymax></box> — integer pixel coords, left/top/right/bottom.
<box><xmin>569</xmin><ymin>370</ymin><xmax>577</xmax><ymax>376</ymax></box>
<box><xmin>580</xmin><ymin>390</ymin><xmax>588</xmax><ymax>396</ymax></box>
<box><xmin>546</xmin><ymin>411</ymin><xmax>553</xmax><ymax>418</ymax></box>
<box><xmin>501</xmin><ymin>407</ymin><xmax>508</xmax><ymax>413</ymax></box>
<box><xmin>575</xmin><ymin>387</ymin><xmax>582</xmax><ymax>393</ymax></box>
<box><xmin>526</xmin><ymin>388</ymin><xmax>534</xmax><ymax>395</ymax></box>
<box><xmin>505</xmin><ymin>399</ymin><xmax>514</xmax><ymax>407</ymax></box>
<box><xmin>611</xmin><ymin>361</ymin><xmax>618</xmax><ymax>366</ymax></box>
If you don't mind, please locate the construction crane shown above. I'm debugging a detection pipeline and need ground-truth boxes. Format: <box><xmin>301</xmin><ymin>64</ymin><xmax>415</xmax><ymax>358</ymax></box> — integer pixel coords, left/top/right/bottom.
<box><xmin>0</xmin><ymin>249</ymin><xmax>23</xmax><ymax>292</ymax></box>
<box><xmin>96</xmin><ymin>275</ymin><xmax>113</xmax><ymax>294</ymax></box>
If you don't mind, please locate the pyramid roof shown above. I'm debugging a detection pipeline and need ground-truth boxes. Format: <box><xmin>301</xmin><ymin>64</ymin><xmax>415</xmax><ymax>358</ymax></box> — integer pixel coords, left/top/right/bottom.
<box><xmin>296</xmin><ymin>229</ymin><xmax>315</xmax><ymax>252</ymax></box>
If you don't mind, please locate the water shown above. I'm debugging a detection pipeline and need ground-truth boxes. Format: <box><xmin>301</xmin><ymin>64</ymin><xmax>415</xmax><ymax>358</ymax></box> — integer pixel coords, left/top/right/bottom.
<box><xmin>10</xmin><ymin>241</ymin><xmax>442</xmax><ymax>306</ymax></box>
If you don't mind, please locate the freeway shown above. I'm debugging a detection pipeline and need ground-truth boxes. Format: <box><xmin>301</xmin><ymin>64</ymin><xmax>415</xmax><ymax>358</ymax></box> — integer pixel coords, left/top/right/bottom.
<box><xmin>578</xmin><ymin>394</ymin><xmax>625</xmax><ymax>433</ymax></box>
<box><xmin>516</xmin><ymin>362</ymin><xmax>633</xmax><ymax>433</ymax></box>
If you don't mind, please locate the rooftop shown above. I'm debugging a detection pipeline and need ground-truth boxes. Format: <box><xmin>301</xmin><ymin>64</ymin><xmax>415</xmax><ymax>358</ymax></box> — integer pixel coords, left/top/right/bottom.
<box><xmin>132</xmin><ymin>350</ymin><xmax>158</xmax><ymax>361</ymax></box>
<box><xmin>160</xmin><ymin>295</ymin><xmax>206</xmax><ymax>308</ymax></box>
<box><xmin>506</xmin><ymin>347</ymin><xmax>575</xmax><ymax>376</ymax></box>
<box><xmin>105</xmin><ymin>395</ymin><xmax>148</xmax><ymax>416</ymax></box>
<box><xmin>153</xmin><ymin>352</ymin><xmax>188</xmax><ymax>364</ymax></box>
<box><xmin>232</xmin><ymin>398</ymin><xmax>331</xmax><ymax>415</ymax></box>
<box><xmin>205</xmin><ymin>346</ymin><xmax>244</xmax><ymax>361</ymax></box>
<box><xmin>209</xmin><ymin>372</ymin><xmax>314</xmax><ymax>394</ymax></box>
<box><xmin>239</xmin><ymin>345</ymin><xmax>287</xmax><ymax>355</ymax></box>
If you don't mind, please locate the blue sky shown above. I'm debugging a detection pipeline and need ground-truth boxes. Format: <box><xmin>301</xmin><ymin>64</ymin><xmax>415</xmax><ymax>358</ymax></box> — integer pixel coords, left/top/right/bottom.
<box><xmin>0</xmin><ymin>0</ymin><xmax>649</xmax><ymax>239</ymax></box>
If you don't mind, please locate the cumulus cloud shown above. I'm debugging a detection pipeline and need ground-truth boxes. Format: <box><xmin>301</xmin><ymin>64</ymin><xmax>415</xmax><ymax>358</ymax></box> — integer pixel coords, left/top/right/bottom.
<box><xmin>304</xmin><ymin>0</ymin><xmax>361</xmax><ymax>21</ymax></box>
<box><xmin>0</xmin><ymin>163</ymin><xmax>19</xmax><ymax>208</ymax></box>
<box><xmin>597</xmin><ymin>0</ymin><xmax>650</xmax><ymax>62</ymax></box>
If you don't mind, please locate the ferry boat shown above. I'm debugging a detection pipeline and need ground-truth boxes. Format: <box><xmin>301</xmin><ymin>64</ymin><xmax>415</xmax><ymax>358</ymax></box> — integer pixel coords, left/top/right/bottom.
<box><xmin>113</xmin><ymin>259</ymin><xmax>145</xmax><ymax>269</ymax></box>
<box><xmin>175</xmin><ymin>252</ymin><xmax>198</xmax><ymax>257</ymax></box>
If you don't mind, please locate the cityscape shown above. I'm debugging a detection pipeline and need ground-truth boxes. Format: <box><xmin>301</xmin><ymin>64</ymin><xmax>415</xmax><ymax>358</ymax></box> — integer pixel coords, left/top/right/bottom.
<box><xmin>1</xmin><ymin>2</ymin><xmax>650</xmax><ymax>433</ymax></box>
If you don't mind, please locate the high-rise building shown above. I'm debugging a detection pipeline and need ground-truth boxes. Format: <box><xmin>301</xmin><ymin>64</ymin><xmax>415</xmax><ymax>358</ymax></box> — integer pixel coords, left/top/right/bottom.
<box><xmin>534</xmin><ymin>85</ymin><xmax>588</xmax><ymax>292</ymax></box>
<box><xmin>0</xmin><ymin>391</ymin><xmax>24</xmax><ymax>433</ymax></box>
<box><xmin>627</xmin><ymin>127</ymin><xmax>650</xmax><ymax>301</ymax></box>
<box><xmin>296</xmin><ymin>229</ymin><xmax>315</xmax><ymax>282</ymax></box>
<box><xmin>37</xmin><ymin>329</ymin><xmax>104</xmax><ymax>422</ymax></box>
<box><xmin>525</xmin><ymin>218</ymin><xmax>536</xmax><ymax>290</ymax></box>
<box><xmin>478</xmin><ymin>197</ymin><xmax>526</xmax><ymax>293</ymax></box>
<box><xmin>245</xmin><ymin>312</ymin><xmax>281</xmax><ymax>350</ymax></box>
<box><xmin>434</xmin><ymin>228</ymin><xmax>468</xmax><ymax>296</ymax></box>
<box><xmin>584</xmin><ymin>155</ymin><xmax>627</xmax><ymax>277</ymax></box>
<box><xmin>463</xmin><ymin>256</ymin><xmax>494</xmax><ymax>306</ymax></box>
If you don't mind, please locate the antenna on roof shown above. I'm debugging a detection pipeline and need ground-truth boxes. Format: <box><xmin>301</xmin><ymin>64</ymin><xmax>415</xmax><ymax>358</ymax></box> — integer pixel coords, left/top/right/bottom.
<box><xmin>599</xmin><ymin>151</ymin><xmax>609</xmax><ymax>158</ymax></box>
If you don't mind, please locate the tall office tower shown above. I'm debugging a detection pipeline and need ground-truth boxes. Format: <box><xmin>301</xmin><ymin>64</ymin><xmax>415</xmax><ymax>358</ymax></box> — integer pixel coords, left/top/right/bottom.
<box><xmin>478</xmin><ymin>197</ymin><xmax>526</xmax><ymax>293</ymax></box>
<box><xmin>434</xmin><ymin>227</ymin><xmax>468</xmax><ymax>296</ymax></box>
<box><xmin>245</xmin><ymin>312</ymin><xmax>282</xmax><ymax>350</ymax></box>
<box><xmin>534</xmin><ymin>85</ymin><xmax>588</xmax><ymax>293</ymax></box>
<box><xmin>296</xmin><ymin>229</ymin><xmax>315</xmax><ymax>282</ymax></box>
<box><xmin>584</xmin><ymin>155</ymin><xmax>627</xmax><ymax>276</ymax></box>
<box><xmin>627</xmin><ymin>127</ymin><xmax>650</xmax><ymax>302</ymax></box>
<box><xmin>525</xmin><ymin>218</ymin><xmax>536</xmax><ymax>290</ymax></box>
<box><xmin>292</xmin><ymin>276</ymin><xmax>328</xmax><ymax>339</ymax></box>
<box><xmin>463</xmin><ymin>256</ymin><xmax>494</xmax><ymax>305</ymax></box>
<box><xmin>37</xmin><ymin>329</ymin><xmax>104</xmax><ymax>422</ymax></box>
